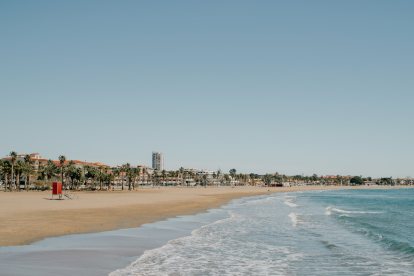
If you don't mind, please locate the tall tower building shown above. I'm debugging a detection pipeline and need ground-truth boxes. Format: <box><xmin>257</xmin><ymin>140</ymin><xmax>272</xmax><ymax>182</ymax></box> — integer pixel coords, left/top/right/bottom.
<box><xmin>152</xmin><ymin>151</ymin><xmax>164</xmax><ymax>171</ymax></box>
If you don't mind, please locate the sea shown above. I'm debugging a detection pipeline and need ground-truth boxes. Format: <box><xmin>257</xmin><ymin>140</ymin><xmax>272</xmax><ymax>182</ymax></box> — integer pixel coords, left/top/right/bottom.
<box><xmin>1</xmin><ymin>188</ymin><xmax>413</xmax><ymax>276</ymax></box>
<box><xmin>109</xmin><ymin>188</ymin><xmax>414</xmax><ymax>276</ymax></box>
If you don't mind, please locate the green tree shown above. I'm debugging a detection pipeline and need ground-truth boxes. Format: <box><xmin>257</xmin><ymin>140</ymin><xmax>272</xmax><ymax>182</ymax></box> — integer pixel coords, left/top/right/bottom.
<box><xmin>9</xmin><ymin>151</ymin><xmax>18</xmax><ymax>192</ymax></box>
<box><xmin>85</xmin><ymin>167</ymin><xmax>99</xmax><ymax>189</ymax></box>
<box><xmin>153</xmin><ymin>170</ymin><xmax>158</xmax><ymax>186</ymax></box>
<box><xmin>135</xmin><ymin>167</ymin><xmax>141</xmax><ymax>189</ymax></box>
<box><xmin>58</xmin><ymin>155</ymin><xmax>66</xmax><ymax>186</ymax></box>
<box><xmin>162</xmin><ymin>170</ymin><xmax>166</xmax><ymax>186</ymax></box>
<box><xmin>24</xmin><ymin>154</ymin><xmax>34</xmax><ymax>191</ymax></box>
<box><xmin>98</xmin><ymin>165</ymin><xmax>104</xmax><ymax>190</ymax></box>
<box><xmin>229</xmin><ymin>168</ymin><xmax>236</xmax><ymax>179</ymax></box>
<box><xmin>350</xmin><ymin>176</ymin><xmax>364</xmax><ymax>185</ymax></box>
<box><xmin>224</xmin><ymin>174</ymin><xmax>230</xmax><ymax>185</ymax></box>
<box><xmin>143</xmin><ymin>168</ymin><xmax>148</xmax><ymax>186</ymax></box>
<box><xmin>14</xmin><ymin>160</ymin><xmax>26</xmax><ymax>191</ymax></box>
<box><xmin>264</xmin><ymin>174</ymin><xmax>273</xmax><ymax>186</ymax></box>
<box><xmin>112</xmin><ymin>168</ymin><xmax>120</xmax><ymax>189</ymax></box>
<box><xmin>179</xmin><ymin>167</ymin><xmax>184</xmax><ymax>186</ymax></box>
<box><xmin>66</xmin><ymin>161</ymin><xmax>75</xmax><ymax>190</ymax></box>
<box><xmin>1</xmin><ymin>160</ymin><xmax>12</xmax><ymax>192</ymax></box>
<box><xmin>123</xmin><ymin>163</ymin><xmax>131</xmax><ymax>190</ymax></box>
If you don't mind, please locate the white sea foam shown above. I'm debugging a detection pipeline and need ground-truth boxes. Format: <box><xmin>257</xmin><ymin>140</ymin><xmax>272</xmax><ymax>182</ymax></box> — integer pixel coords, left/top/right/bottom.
<box><xmin>288</xmin><ymin>212</ymin><xmax>302</xmax><ymax>227</ymax></box>
<box><xmin>284</xmin><ymin>199</ymin><xmax>299</xmax><ymax>207</ymax></box>
<box><xmin>110</xmin><ymin>208</ymin><xmax>304</xmax><ymax>276</ymax></box>
<box><xmin>325</xmin><ymin>206</ymin><xmax>380</xmax><ymax>215</ymax></box>
<box><xmin>109</xmin><ymin>190</ymin><xmax>414</xmax><ymax>276</ymax></box>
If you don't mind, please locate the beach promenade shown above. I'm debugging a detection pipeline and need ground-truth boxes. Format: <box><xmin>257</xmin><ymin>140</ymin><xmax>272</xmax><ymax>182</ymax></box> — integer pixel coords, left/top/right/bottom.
<box><xmin>0</xmin><ymin>186</ymin><xmax>395</xmax><ymax>247</ymax></box>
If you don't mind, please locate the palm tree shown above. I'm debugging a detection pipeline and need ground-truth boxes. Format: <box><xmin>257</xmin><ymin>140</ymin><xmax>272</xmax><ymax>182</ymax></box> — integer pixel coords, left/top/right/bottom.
<box><xmin>217</xmin><ymin>169</ymin><xmax>222</xmax><ymax>185</ymax></box>
<box><xmin>67</xmin><ymin>161</ymin><xmax>75</xmax><ymax>190</ymax></box>
<box><xmin>85</xmin><ymin>167</ymin><xmax>98</xmax><ymax>190</ymax></box>
<box><xmin>112</xmin><ymin>168</ymin><xmax>120</xmax><ymax>190</ymax></box>
<box><xmin>126</xmin><ymin>166</ymin><xmax>134</xmax><ymax>191</ymax></box>
<box><xmin>153</xmin><ymin>170</ymin><xmax>158</xmax><ymax>186</ymax></box>
<box><xmin>107</xmin><ymin>173</ymin><xmax>115</xmax><ymax>190</ymax></box>
<box><xmin>161</xmin><ymin>170</ymin><xmax>166</xmax><ymax>186</ymax></box>
<box><xmin>183</xmin><ymin>171</ymin><xmax>188</xmax><ymax>186</ymax></box>
<box><xmin>123</xmin><ymin>163</ymin><xmax>131</xmax><ymax>190</ymax></box>
<box><xmin>23</xmin><ymin>154</ymin><xmax>33</xmax><ymax>191</ymax></box>
<box><xmin>82</xmin><ymin>164</ymin><xmax>90</xmax><ymax>186</ymax></box>
<box><xmin>179</xmin><ymin>167</ymin><xmax>184</xmax><ymax>186</ymax></box>
<box><xmin>24</xmin><ymin>166</ymin><xmax>36</xmax><ymax>191</ymax></box>
<box><xmin>0</xmin><ymin>160</ymin><xmax>4</xmax><ymax>191</ymax></box>
<box><xmin>224</xmin><ymin>174</ymin><xmax>230</xmax><ymax>186</ymax></box>
<box><xmin>2</xmin><ymin>160</ymin><xmax>12</xmax><ymax>192</ymax></box>
<box><xmin>98</xmin><ymin>165</ymin><xmax>104</xmax><ymax>190</ymax></box>
<box><xmin>9</xmin><ymin>151</ymin><xmax>18</xmax><ymax>192</ymax></box>
<box><xmin>45</xmin><ymin>159</ymin><xmax>57</xmax><ymax>182</ymax></box>
<box><xmin>103</xmin><ymin>166</ymin><xmax>111</xmax><ymax>190</ymax></box>
<box><xmin>14</xmin><ymin>160</ymin><xmax>26</xmax><ymax>191</ymax></box>
<box><xmin>135</xmin><ymin>167</ymin><xmax>141</xmax><ymax>189</ymax></box>
<box><xmin>58</xmin><ymin>155</ymin><xmax>66</xmax><ymax>187</ymax></box>
<box><xmin>229</xmin><ymin>168</ymin><xmax>236</xmax><ymax>178</ymax></box>
<box><xmin>229</xmin><ymin>169</ymin><xmax>237</xmax><ymax>186</ymax></box>
<box><xmin>143</xmin><ymin>168</ymin><xmax>148</xmax><ymax>186</ymax></box>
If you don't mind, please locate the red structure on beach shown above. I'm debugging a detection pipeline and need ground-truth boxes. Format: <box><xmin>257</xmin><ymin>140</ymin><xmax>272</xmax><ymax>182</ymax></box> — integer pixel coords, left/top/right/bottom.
<box><xmin>52</xmin><ymin>182</ymin><xmax>62</xmax><ymax>199</ymax></box>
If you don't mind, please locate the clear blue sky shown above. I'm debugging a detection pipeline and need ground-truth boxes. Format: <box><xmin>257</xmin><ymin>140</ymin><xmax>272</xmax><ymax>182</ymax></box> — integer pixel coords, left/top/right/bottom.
<box><xmin>1</xmin><ymin>1</ymin><xmax>413</xmax><ymax>178</ymax></box>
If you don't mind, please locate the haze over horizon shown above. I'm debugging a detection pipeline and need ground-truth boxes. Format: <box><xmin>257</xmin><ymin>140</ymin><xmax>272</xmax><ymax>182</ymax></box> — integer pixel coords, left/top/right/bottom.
<box><xmin>1</xmin><ymin>1</ymin><xmax>413</xmax><ymax>178</ymax></box>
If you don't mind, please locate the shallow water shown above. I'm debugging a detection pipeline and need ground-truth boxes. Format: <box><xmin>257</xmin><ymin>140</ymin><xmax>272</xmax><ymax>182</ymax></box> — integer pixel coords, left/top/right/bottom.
<box><xmin>1</xmin><ymin>189</ymin><xmax>413</xmax><ymax>275</ymax></box>
<box><xmin>0</xmin><ymin>207</ymin><xmax>229</xmax><ymax>276</ymax></box>
<box><xmin>110</xmin><ymin>188</ymin><xmax>414</xmax><ymax>275</ymax></box>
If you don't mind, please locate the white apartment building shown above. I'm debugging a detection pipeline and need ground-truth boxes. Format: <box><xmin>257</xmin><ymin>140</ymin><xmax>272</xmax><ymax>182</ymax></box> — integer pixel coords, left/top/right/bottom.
<box><xmin>183</xmin><ymin>168</ymin><xmax>214</xmax><ymax>176</ymax></box>
<box><xmin>152</xmin><ymin>151</ymin><xmax>164</xmax><ymax>171</ymax></box>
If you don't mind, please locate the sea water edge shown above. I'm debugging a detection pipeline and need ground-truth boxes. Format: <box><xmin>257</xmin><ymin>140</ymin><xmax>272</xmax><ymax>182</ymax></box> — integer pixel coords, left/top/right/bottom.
<box><xmin>0</xmin><ymin>194</ymin><xmax>265</xmax><ymax>276</ymax></box>
<box><xmin>0</xmin><ymin>188</ymin><xmax>413</xmax><ymax>276</ymax></box>
<box><xmin>109</xmin><ymin>187</ymin><xmax>414</xmax><ymax>276</ymax></box>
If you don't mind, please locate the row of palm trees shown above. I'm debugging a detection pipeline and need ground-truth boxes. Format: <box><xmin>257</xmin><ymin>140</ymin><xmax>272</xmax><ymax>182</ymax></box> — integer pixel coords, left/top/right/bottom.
<box><xmin>0</xmin><ymin>151</ymin><xmax>37</xmax><ymax>192</ymax></box>
<box><xmin>3</xmin><ymin>151</ymin><xmax>353</xmax><ymax>192</ymax></box>
<box><xmin>0</xmin><ymin>153</ymin><xmax>242</xmax><ymax>191</ymax></box>
<box><xmin>0</xmin><ymin>153</ymin><xmax>243</xmax><ymax>191</ymax></box>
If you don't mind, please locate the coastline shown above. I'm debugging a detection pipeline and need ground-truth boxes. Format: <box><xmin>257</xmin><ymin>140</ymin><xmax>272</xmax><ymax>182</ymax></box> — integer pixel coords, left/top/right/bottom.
<box><xmin>0</xmin><ymin>185</ymin><xmax>405</xmax><ymax>247</ymax></box>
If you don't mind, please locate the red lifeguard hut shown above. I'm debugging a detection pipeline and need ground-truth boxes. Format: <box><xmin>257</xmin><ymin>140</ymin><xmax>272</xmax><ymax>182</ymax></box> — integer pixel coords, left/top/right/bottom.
<box><xmin>52</xmin><ymin>182</ymin><xmax>62</xmax><ymax>199</ymax></box>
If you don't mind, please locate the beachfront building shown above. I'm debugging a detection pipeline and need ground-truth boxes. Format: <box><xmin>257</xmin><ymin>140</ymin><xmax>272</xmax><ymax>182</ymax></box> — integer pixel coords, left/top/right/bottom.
<box><xmin>54</xmin><ymin>160</ymin><xmax>109</xmax><ymax>169</ymax></box>
<box><xmin>2</xmin><ymin>153</ymin><xmax>109</xmax><ymax>172</ymax></box>
<box><xmin>2</xmin><ymin>153</ymin><xmax>47</xmax><ymax>184</ymax></box>
<box><xmin>152</xmin><ymin>152</ymin><xmax>164</xmax><ymax>171</ymax></box>
<box><xmin>137</xmin><ymin>165</ymin><xmax>154</xmax><ymax>174</ymax></box>
<box><xmin>2</xmin><ymin>153</ymin><xmax>48</xmax><ymax>173</ymax></box>
<box><xmin>182</xmin><ymin>168</ymin><xmax>214</xmax><ymax>176</ymax></box>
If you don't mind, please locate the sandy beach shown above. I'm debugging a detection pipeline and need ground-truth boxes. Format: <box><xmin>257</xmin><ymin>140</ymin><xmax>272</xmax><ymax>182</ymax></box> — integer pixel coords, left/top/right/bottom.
<box><xmin>0</xmin><ymin>185</ymin><xmax>396</xmax><ymax>247</ymax></box>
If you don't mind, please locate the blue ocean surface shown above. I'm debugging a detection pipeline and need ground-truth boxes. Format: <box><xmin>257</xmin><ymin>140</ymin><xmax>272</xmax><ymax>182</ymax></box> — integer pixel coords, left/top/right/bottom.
<box><xmin>110</xmin><ymin>188</ymin><xmax>414</xmax><ymax>275</ymax></box>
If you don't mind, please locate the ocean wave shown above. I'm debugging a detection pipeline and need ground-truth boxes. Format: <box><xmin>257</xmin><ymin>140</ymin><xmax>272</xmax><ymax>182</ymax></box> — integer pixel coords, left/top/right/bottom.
<box><xmin>284</xmin><ymin>199</ymin><xmax>299</xmax><ymax>207</ymax></box>
<box><xmin>109</xmin><ymin>208</ymin><xmax>305</xmax><ymax>276</ymax></box>
<box><xmin>109</xmin><ymin>189</ymin><xmax>414</xmax><ymax>276</ymax></box>
<box><xmin>288</xmin><ymin>212</ymin><xmax>302</xmax><ymax>227</ymax></box>
<box><xmin>352</xmin><ymin>228</ymin><xmax>414</xmax><ymax>256</ymax></box>
<box><xmin>325</xmin><ymin>206</ymin><xmax>380</xmax><ymax>215</ymax></box>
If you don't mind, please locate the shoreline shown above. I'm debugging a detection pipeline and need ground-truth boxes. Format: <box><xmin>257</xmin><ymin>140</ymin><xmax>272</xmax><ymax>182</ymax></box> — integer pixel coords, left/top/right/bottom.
<box><xmin>0</xmin><ymin>186</ymin><xmax>407</xmax><ymax>247</ymax></box>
